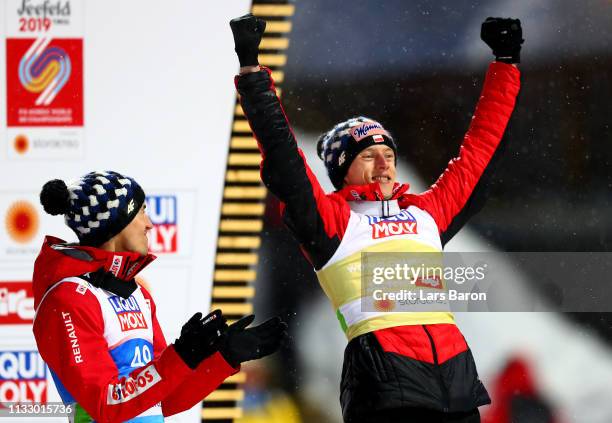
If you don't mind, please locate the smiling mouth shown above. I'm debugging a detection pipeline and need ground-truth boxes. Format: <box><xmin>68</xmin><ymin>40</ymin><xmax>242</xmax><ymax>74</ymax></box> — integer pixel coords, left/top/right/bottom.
<box><xmin>372</xmin><ymin>176</ymin><xmax>391</xmax><ymax>183</ymax></box>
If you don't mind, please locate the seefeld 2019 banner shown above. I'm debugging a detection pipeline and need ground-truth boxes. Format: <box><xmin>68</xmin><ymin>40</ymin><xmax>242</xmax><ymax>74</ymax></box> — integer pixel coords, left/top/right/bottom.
<box><xmin>5</xmin><ymin>0</ymin><xmax>84</xmax><ymax>160</ymax></box>
<box><xmin>0</xmin><ymin>0</ymin><xmax>251</xmax><ymax>420</ymax></box>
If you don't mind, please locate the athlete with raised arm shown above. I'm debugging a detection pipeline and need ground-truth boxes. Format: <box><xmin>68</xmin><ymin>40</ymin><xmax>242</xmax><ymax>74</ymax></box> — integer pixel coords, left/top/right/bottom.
<box><xmin>230</xmin><ymin>14</ymin><xmax>522</xmax><ymax>423</ymax></box>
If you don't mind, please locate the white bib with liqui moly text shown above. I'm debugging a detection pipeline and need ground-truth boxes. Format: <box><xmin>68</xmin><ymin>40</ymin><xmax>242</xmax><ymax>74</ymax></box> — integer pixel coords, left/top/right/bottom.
<box><xmin>324</xmin><ymin>204</ymin><xmax>442</xmax><ymax>268</ymax></box>
<box><xmin>47</xmin><ymin>278</ymin><xmax>162</xmax><ymax>421</ymax></box>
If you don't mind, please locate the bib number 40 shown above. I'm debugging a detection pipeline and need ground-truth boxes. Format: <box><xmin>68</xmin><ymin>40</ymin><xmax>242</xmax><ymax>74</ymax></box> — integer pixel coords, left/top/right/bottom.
<box><xmin>130</xmin><ymin>345</ymin><xmax>152</xmax><ymax>368</ymax></box>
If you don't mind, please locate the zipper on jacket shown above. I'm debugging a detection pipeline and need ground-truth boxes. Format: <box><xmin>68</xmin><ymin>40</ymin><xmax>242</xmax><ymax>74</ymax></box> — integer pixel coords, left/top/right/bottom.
<box><xmin>422</xmin><ymin>325</ymin><xmax>450</xmax><ymax>412</ymax></box>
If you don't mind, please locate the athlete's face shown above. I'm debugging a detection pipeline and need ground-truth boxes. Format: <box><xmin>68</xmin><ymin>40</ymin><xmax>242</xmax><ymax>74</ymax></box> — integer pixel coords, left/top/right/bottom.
<box><xmin>344</xmin><ymin>145</ymin><xmax>397</xmax><ymax>198</ymax></box>
<box><xmin>112</xmin><ymin>204</ymin><xmax>153</xmax><ymax>256</ymax></box>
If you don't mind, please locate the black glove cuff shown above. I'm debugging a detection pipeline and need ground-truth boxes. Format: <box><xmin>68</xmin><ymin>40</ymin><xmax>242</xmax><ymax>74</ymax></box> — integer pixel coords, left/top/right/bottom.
<box><xmin>219</xmin><ymin>347</ymin><xmax>240</xmax><ymax>368</ymax></box>
<box><xmin>174</xmin><ymin>311</ymin><xmax>226</xmax><ymax>369</ymax></box>
<box><xmin>236</xmin><ymin>48</ymin><xmax>259</xmax><ymax>68</ymax></box>
<box><xmin>174</xmin><ymin>337</ymin><xmax>220</xmax><ymax>369</ymax></box>
<box><xmin>173</xmin><ymin>340</ymin><xmax>201</xmax><ymax>370</ymax></box>
<box><xmin>495</xmin><ymin>50</ymin><xmax>520</xmax><ymax>64</ymax></box>
<box><xmin>496</xmin><ymin>56</ymin><xmax>519</xmax><ymax>64</ymax></box>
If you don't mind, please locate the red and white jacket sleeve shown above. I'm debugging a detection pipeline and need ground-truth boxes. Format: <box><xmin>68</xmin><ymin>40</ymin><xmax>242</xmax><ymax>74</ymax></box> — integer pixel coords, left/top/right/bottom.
<box><xmin>411</xmin><ymin>62</ymin><xmax>520</xmax><ymax>243</ymax></box>
<box><xmin>33</xmin><ymin>284</ymin><xmax>235</xmax><ymax>423</ymax></box>
<box><xmin>236</xmin><ymin>67</ymin><xmax>350</xmax><ymax>270</ymax></box>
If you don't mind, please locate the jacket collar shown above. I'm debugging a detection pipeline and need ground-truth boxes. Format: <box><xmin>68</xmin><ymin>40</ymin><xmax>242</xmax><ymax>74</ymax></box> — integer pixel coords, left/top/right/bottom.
<box><xmin>349</xmin><ymin>199</ymin><xmax>401</xmax><ymax>217</ymax></box>
<box><xmin>33</xmin><ymin>235</ymin><xmax>156</xmax><ymax>307</ymax></box>
<box><xmin>336</xmin><ymin>182</ymin><xmax>410</xmax><ymax>217</ymax></box>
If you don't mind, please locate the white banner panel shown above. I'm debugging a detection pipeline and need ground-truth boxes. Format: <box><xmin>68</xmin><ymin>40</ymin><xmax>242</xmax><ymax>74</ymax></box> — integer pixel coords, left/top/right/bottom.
<box><xmin>0</xmin><ymin>0</ymin><xmax>252</xmax><ymax>421</ymax></box>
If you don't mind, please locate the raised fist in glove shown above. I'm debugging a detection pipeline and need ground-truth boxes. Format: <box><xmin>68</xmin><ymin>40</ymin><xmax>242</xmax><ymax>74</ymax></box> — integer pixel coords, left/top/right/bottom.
<box><xmin>230</xmin><ymin>13</ymin><xmax>266</xmax><ymax>67</ymax></box>
<box><xmin>481</xmin><ymin>17</ymin><xmax>524</xmax><ymax>64</ymax></box>
<box><xmin>220</xmin><ymin>315</ymin><xmax>288</xmax><ymax>367</ymax></box>
<box><xmin>174</xmin><ymin>310</ymin><xmax>228</xmax><ymax>369</ymax></box>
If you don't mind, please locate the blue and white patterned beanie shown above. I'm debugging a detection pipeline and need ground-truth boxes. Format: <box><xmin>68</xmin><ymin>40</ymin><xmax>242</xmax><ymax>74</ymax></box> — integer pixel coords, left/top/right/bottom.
<box><xmin>316</xmin><ymin>116</ymin><xmax>398</xmax><ymax>190</ymax></box>
<box><xmin>39</xmin><ymin>170</ymin><xmax>145</xmax><ymax>246</ymax></box>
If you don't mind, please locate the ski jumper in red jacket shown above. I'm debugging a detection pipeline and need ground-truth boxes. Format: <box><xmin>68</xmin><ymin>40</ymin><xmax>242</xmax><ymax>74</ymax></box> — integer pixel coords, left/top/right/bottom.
<box><xmin>33</xmin><ymin>170</ymin><xmax>239</xmax><ymax>423</ymax></box>
<box><xmin>32</xmin><ymin>236</ymin><xmax>238</xmax><ymax>423</ymax></box>
<box><xmin>235</xmin><ymin>61</ymin><xmax>520</xmax><ymax>420</ymax></box>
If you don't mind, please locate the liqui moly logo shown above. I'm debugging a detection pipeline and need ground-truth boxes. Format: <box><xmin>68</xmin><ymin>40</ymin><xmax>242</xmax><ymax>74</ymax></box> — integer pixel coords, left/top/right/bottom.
<box><xmin>145</xmin><ymin>196</ymin><xmax>177</xmax><ymax>253</ymax></box>
<box><xmin>0</xmin><ymin>282</ymin><xmax>34</xmax><ymax>324</ymax></box>
<box><xmin>0</xmin><ymin>351</ymin><xmax>47</xmax><ymax>403</ymax></box>
<box><xmin>369</xmin><ymin>210</ymin><xmax>418</xmax><ymax>239</ymax></box>
<box><xmin>108</xmin><ymin>296</ymin><xmax>148</xmax><ymax>332</ymax></box>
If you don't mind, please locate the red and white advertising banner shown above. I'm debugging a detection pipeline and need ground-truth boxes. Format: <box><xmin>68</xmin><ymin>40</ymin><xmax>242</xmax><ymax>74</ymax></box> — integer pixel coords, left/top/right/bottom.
<box><xmin>0</xmin><ymin>281</ymin><xmax>34</xmax><ymax>325</ymax></box>
<box><xmin>5</xmin><ymin>0</ymin><xmax>84</xmax><ymax>160</ymax></box>
<box><xmin>0</xmin><ymin>268</ymin><xmax>40</xmax><ymax>342</ymax></box>
<box><xmin>0</xmin><ymin>1</ymin><xmax>252</xmax><ymax>420</ymax></box>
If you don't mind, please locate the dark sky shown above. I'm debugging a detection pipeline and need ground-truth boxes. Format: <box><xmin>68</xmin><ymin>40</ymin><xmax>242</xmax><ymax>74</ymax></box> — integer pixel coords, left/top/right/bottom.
<box><xmin>285</xmin><ymin>0</ymin><xmax>612</xmax><ymax>78</ymax></box>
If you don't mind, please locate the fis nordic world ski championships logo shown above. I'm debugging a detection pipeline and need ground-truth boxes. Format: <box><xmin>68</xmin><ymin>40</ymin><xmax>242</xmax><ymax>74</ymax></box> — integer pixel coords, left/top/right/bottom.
<box><xmin>19</xmin><ymin>38</ymin><xmax>71</xmax><ymax>106</ymax></box>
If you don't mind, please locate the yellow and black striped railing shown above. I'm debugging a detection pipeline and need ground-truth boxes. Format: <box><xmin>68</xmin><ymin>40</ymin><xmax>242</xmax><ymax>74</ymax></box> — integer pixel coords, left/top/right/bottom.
<box><xmin>202</xmin><ymin>1</ymin><xmax>294</xmax><ymax>422</ymax></box>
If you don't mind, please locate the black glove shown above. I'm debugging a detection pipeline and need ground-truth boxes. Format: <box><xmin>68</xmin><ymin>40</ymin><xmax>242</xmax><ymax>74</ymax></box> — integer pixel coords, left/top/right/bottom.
<box><xmin>481</xmin><ymin>17</ymin><xmax>524</xmax><ymax>64</ymax></box>
<box><xmin>229</xmin><ymin>13</ymin><xmax>266</xmax><ymax>67</ymax></box>
<box><xmin>174</xmin><ymin>310</ymin><xmax>228</xmax><ymax>369</ymax></box>
<box><xmin>219</xmin><ymin>315</ymin><xmax>287</xmax><ymax>367</ymax></box>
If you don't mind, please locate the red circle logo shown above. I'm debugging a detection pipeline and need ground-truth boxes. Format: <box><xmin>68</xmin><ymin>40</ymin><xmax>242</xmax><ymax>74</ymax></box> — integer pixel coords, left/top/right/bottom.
<box><xmin>5</xmin><ymin>201</ymin><xmax>39</xmax><ymax>244</ymax></box>
<box><xmin>13</xmin><ymin>134</ymin><xmax>29</xmax><ymax>155</ymax></box>
<box><xmin>373</xmin><ymin>298</ymin><xmax>396</xmax><ymax>312</ymax></box>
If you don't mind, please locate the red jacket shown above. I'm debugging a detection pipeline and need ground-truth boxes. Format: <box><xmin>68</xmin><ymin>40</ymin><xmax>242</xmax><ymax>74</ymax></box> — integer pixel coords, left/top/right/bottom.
<box><xmin>236</xmin><ymin>62</ymin><xmax>520</xmax><ymax>417</ymax></box>
<box><xmin>32</xmin><ymin>236</ymin><xmax>237</xmax><ymax>422</ymax></box>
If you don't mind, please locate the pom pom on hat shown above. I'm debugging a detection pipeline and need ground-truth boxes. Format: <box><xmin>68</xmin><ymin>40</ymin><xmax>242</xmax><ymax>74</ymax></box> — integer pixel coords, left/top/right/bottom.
<box><xmin>40</xmin><ymin>179</ymin><xmax>71</xmax><ymax>216</ymax></box>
